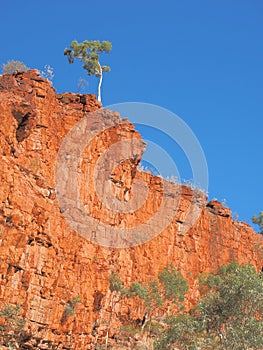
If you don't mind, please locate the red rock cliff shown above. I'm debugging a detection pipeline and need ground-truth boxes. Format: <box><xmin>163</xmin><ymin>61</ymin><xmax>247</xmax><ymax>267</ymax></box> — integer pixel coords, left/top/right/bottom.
<box><xmin>0</xmin><ymin>71</ymin><xmax>262</xmax><ymax>349</ymax></box>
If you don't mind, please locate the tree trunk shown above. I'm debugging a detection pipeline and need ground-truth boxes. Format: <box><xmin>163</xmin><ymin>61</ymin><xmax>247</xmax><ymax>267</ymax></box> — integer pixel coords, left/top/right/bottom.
<box><xmin>105</xmin><ymin>292</ymin><xmax>117</xmax><ymax>350</ymax></box>
<box><xmin>97</xmin><ymin>64</ymin><xmax>103</xmax><ymax>102</ymax></box>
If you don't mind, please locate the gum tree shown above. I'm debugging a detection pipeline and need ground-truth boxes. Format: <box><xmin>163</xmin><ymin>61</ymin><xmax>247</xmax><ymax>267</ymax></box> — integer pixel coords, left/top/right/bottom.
<box><xmin>252</xmin><ymin>211</ymin><xmax>263</xmax><ymax>234</ymax></box>
<box><xmin>64</xmin><ymin>39</ymin><xmax>112</xmax><ymax>102</ymax></box>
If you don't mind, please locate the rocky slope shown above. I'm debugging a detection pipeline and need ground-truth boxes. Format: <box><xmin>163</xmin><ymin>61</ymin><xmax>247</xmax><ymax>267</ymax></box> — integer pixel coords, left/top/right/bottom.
<box><xmin>0</xmin><ymin>70</ymin><xmax>262</xmax><ymax>349</ymax></box>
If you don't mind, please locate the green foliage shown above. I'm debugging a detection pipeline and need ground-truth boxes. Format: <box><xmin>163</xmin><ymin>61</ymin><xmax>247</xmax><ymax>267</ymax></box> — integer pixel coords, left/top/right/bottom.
<box><xmin>144</xmin><ymin>279</ymin><xmax>163</xmax><ymax>312</ymax></box>
<box><xmin>2</xmin><ymin>60</ymin><xmax>28</xmax><ymax>74</ymax></box>
<box><xmin>158</xmin><ymin>264</ymin><xmax>188</xmax><ymax>303</ymax></box>
<box><xmin>253</xmin><ymin>243</ymin><xmax>263</xmax><ymax>259</ymax></box>
<box><xmin>128</xmin><ymin>281</ymin><xmax>148</xmax><ymax>300</ymax></box>
<box><xmin>109</xmin><ymin>272</ymin><xmax>125</xmax><ymax>294</ymax></box>
<box><xmin>105</xmin><ymin>267</ymin><xmax>188</xmax><ymax>347</ymax></box>
<box><xmin>154</xmin><ymin>314</ymin><xmax>201</xmax><ymax>350</ymax></box>
<box><xmin>154</xmin><ymin>261</ymin><xmax>263</xmax><ymax>350</ymax></box>
<box><xmin>144</xmin><ymin>319</ymin><xmax>164</xmax><ymax>337</ymax></box>
<box><xmin>128</xmin><ymin>279</ymin><xmax>163</xmax><ymax>313</ymax></box>
<box><xmin>108</xmin><ymin>265</ymin><xmax>188</xmax><ymax>319</ymax></box>
<box><xmin>63</xmin><ymin>296</ymin><xmax>81</xmax><ymax>319</ymax></box>
<box><xmin>120</xmin><ymin>324</ymin><xmax>141</xmax><ymax>337</ymax></box>
<box><xmin>0</xmin><ymin>303</ymin><xmax>28</xmax><ymax>348</ymax></box>
<box><xmin>198</xmin><ymin>262</ymin><xmax>263</xmax><ymax>349</ymax></box>
<box><xmin>252</xmin><ymin>211</ymin><xmax>263</xmax><ymax>234</ymax></box>
<box><xmin>126</xmin><ymin>265</ymin><xmax>188</xmax><ymax>316</ymax></box>
<box><xmin>64</xmin><ymin>40</ymin><xmax>112</xmax><ymax>70</ymax></box>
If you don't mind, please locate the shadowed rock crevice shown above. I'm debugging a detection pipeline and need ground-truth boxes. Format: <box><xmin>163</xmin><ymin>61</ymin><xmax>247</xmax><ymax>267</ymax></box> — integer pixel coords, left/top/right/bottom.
<box><xmin>12</xmin><ymin>109</ymin><xmax>35</xmax><ymax>142</ymax></box>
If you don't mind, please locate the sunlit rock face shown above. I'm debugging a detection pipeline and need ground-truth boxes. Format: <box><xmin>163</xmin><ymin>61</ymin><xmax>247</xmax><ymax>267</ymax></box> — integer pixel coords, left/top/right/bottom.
<box><xmin>0</xmin><ymin>70</ymin><xmax>262</xmax><ymax>349</ymax></box>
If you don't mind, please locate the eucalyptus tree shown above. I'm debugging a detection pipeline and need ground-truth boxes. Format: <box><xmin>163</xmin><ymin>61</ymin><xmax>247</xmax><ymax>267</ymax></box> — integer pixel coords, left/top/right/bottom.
<box><xmin>252</xmin><ymin>211</ymin><xmax>263</xmax><ymax>234</ymax></box>
<box><xmin>64</xmin><ymin>39</ymin><xmax>112</xmax><ymax>102</ymax></box>
<box><xmin>155</xmin><ymin>262</ymin><xmax>263</xmax><ymax>350</ymax></box>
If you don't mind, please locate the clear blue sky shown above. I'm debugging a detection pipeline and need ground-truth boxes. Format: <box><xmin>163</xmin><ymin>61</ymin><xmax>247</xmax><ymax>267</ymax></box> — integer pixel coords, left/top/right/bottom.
<box><xmin>1</xmin><ymin>0</ymin><xmax>263</xmax><ymax>231</ymax></box>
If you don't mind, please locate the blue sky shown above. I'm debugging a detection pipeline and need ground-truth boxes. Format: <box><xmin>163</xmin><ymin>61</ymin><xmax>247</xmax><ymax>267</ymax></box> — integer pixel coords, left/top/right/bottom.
<box><xmin>1</xmin><ymin>0</ymin><xmax>263</xmax><ymax>231</ymax></box>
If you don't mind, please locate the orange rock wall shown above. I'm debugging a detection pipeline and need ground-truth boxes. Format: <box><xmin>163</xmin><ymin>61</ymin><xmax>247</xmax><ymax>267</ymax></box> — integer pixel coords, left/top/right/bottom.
<box><xmin>0</xmin><ymin>71</ymin><xmax>262</xmax><ymax>349</ymax></box>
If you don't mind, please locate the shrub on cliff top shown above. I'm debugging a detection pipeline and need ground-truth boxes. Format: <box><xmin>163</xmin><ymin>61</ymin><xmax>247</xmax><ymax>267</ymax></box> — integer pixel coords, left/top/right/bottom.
<box><xmin>2</xmin><ymin>60</ymin><xmax>29</xmax><ymax>74</ymax></box>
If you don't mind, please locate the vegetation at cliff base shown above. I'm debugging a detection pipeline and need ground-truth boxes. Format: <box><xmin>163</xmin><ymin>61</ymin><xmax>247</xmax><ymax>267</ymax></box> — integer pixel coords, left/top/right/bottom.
<box><xmin>98</xmin><ymin>262</ymin><xmax>263</xmax><ymax>349</ymax></box>
<box><xmin>154</xmin><ymin>261</ymin><xmax>263</xmax><ymax>350</ymax></box>
<box><xmin>0</xmin><ymin>303</ymin><xmax>29</xmax><ymax>348</ymax></box>
<box><xmin>158</xmin><ymin>264</ymin><xmax>188</xmax><ymax>305</ymax></box>
<box><xmin>101</xmin><ymin>265</ymin><xmax>188</xmax><ymax>348</ymax></box>
<box><xmin>112</xmin><ymin>264</ymin><xmax>188</xmax><ymax>319</ymax></box>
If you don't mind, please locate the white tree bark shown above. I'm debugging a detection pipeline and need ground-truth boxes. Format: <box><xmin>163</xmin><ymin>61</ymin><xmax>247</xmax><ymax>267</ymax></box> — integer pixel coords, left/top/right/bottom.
<box><xmin>97</xmin><ymin>63</ymin><xmax>103</xmax><ymax>102</ymax></box>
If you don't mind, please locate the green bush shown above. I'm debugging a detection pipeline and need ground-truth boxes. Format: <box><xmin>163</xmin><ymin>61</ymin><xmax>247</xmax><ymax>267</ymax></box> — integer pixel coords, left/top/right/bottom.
<box><xmin>109</xmin><ymin>272</ymin><xmax>125</xmax><ymax>294</ymax></box>
<box><xmin>158</xmin><ymin>264</ymin><xmax>188</xmax><ymax>304</ymax></box>
<box><xmin>154</xmin><ymin>261</ymin><xmax>263</xmax><ymax>350</ymax></box>
<box><xmin>0</xmin><ymin>303</ymin><xmax>29</xmax><ymax>348</ymax></box>
<box><xmin>61</xmin><ymin>296</ymin><xmax>81</xmax><ymax>322</ymax></box>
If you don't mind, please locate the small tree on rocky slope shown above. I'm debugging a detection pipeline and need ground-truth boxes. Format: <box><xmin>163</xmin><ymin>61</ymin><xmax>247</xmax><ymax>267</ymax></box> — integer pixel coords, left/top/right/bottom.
<box><xmin>0</xmin><ymin>303</ymin><xmax>30</xmax><ymax>348</ymax></box>
<box><xmin>64</xmin><ymin>39</ymin><xmax>112</xmax><ymax>102</ymax></box>
<box><xmin>252</xmin><ymin>211</ymin><xmax>263</xmax><ymax>234</ymax></box>
<box><xmin>158</xmin><ymin>264</ymin><xmax>188</xmax><ymax>310</ymax></box>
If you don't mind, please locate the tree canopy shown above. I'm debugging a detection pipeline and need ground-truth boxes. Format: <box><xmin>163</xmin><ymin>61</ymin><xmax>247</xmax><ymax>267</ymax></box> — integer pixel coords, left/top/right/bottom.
<box><xmin>252</xmin><ymin>211</ymin><xmax>263</xmax><ymax>234</ymax></box>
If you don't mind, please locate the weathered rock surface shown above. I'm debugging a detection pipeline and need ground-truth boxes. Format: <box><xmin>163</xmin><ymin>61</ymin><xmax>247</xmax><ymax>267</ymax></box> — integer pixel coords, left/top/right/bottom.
<box><xmin>0</xmin><ymin>71</ymin><xmax>262</xmax><ymax>349</ymax></box>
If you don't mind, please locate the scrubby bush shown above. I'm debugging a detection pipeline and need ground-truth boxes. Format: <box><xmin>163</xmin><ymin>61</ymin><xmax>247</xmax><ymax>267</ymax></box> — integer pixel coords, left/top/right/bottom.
<box><xmin>0</xmin><ymin>303</ymin><xmax>30</xmax><ymax>348</ymax></box>
<box><xmin>159</xmin><ymin>264</ymin><xmax>188</xmax><ymax>305</ymax></box>
<box><xmin>61</xmin><ymin>296</ymin><xmax>81</xmax><ymax>323</ymax></box>
<box><xmin>2</xmin><ymin>60</ymin><xmax>28</xmax><ymax>74</ymax></box>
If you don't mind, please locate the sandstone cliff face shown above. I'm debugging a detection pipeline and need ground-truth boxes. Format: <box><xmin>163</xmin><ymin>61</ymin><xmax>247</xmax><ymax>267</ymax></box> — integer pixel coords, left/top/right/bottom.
<box><xmin>0</xmin><ymin>71</ymin><xmax>262</xmax><ymax>349</ymax></box>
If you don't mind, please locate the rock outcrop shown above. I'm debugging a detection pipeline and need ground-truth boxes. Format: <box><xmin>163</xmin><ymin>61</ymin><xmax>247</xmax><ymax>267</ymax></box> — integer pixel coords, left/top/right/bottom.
<box><xmin>0</xmin><ymin>71</ymin><xmax>262</xmax><ymax>349</ymax></box>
